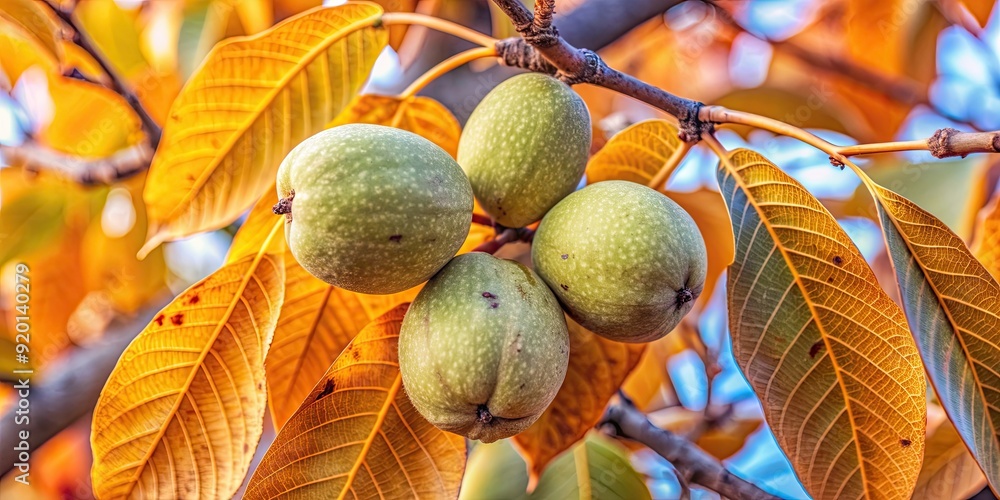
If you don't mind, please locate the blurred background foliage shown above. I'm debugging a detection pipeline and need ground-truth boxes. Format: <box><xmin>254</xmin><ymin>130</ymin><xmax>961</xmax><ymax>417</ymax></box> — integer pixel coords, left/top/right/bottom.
<box><xmin>1</xmin><ymin>0</ymin><xmax>999</xmax><ymax>498</ymax></box>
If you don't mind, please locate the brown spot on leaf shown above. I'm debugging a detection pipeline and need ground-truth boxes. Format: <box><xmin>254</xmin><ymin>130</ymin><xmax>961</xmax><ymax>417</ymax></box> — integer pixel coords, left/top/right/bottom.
<box><xmin>154</xmin><ymin>314</ymin><xmax>164</xmax><ymax>327</ymax></box>
<box><xmin>389</xmin><ymin>234</ymin><xmax>403</xmax><ymax>243</ymax></box>
<box><xmin>490</xmin><ymin>302</ymin><xmax>499</xmax><ymax>309</ymax></box>
<box><xmin>170</xmin><ymin>313</ymin><xmax>184</xmax><ymax>326</ymax></box>
<box><xmin>560</xmin><ymin>284</ymin><xmax>569</xmax><ymax>291</ymax></box>
<box><xmin>900</xmin><ymin>439</ymin><xmax>911</xmax><ymax>447</ymax></box>
<box><xmin>352</xmin><ymin>349</ymin><xmax>361</xmax><ymax>361</ymax></box>
<box><xmin>832</xmin><ymin>255</ymin><xmax>844</xmax><ymax>266</ymax></box>
<box><xmin>187</xmin><ymin>294</ymin><xmax>200</xmax><ymax>305</ymax></box>
<box><xmin>827</xmin><ymin>276</ymin><xmax>835</xmax><ymax>283</ymax></box>
<box><xmin>561</xmin><ymin>254</ymin><xmax>569</xmax><ymax>260</ymax></box>
<box><xmin>809</xmin><ymin>340</ymin><xmax>824</xmax><ymax>359</ymax></box>
<box><xmin>482</xmin><ymin>292</ymin><xmax>495</xmax><ymax>299</ymax></box>
<box><xmin>315</xmin><ymin>379</ymin><xmax>336</xmax><ymax>401</ymax></box>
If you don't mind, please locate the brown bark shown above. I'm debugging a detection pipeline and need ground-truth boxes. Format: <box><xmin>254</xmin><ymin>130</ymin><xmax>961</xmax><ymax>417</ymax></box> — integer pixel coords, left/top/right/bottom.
<box><xmin>601</xmin><ymin>396</ymin><xmax>783</xmax><ymax>500</ymax></box>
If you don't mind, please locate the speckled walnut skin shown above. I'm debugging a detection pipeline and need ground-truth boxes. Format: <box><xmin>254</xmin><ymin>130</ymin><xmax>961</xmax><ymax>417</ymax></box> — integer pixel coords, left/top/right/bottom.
<box><xmin>398</xmin><ymin>252</ymin><xmax>570</xmax><ymax>443</ymax></box>
<box><xmin>532</xmin><ymin>181</ymin><xmax>708</xmax><ymax>343</ymax></box>
<box><xmin>277</xmin><ymin>124</ymin><xmax>473</xmax><ymax>295</ymax></box>
<box><xmin>458</xmin><ymin>73</ymin><xmax>591</xmax><ymax>228</ymax></box>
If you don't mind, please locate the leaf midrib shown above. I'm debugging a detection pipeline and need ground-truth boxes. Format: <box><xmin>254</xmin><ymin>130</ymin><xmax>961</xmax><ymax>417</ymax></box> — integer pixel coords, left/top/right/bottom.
<box><xmin>275</xmin><ymin>284</ymin><xmax>336</xmax><ymax>418</ymax></box>
<box><xmin>873</xmin><ymin>185</ymin><xmax>1000</xmax><ymax>482</ymax></box>
<box><xmin>163</xmin><ymin>7</ymin><xmax>382</xmax><ymax>223</ymax></box>
<box><xmin>119</xmin><ymin>218</ymin><xmax>283</xmax><ymax>498</ymax></box>
<box><xmin>337</xmin><ymin>375</ymin><xmax>404</xmax><ymax>500</ymax></box>
<box><xmin>722</xmin><ymin>154</ymin><xmax>875</xmax><ymax>497</ymax></box>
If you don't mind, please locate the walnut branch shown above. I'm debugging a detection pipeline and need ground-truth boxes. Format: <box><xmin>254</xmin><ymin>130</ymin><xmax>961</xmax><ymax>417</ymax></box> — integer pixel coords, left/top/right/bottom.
<box><xmin>600</xmin><ymin>395</ymin><xmax>783</xmax><ymax>500</ymax></box>
<box><xmin>489</xmin><ymin>0</ymin><xmax>711</xmax><ymax>142</ymax></box>
<box><xmin>0</xmin><ymin>141</ymin><xmax>153</xmax><ymax>185</ymax></box>
<box><xmin>42</xmin><ymin>0</ymin><xmax>162</xmax><ymax>148</ymax></box>
<box><xmin>927</xmin><ymin>128</ymin><xmax>1000</xmax><ymax>158</ymax></box>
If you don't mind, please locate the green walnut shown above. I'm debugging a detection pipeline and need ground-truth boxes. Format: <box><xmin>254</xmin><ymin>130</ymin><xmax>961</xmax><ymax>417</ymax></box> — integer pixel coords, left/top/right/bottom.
<box><xmin>276</xmin><ymin>124</ymin><xmax>473</xmax><ymax>295</ymax></box>
<box><xmin>457</xmin><ymin>73</ymin><xmax>591</xmax><ymax>228</ymax></box>
<box><xmin>398</xmin><ymin>252</ymin><xmax>569</xmax><ymax>442</ymax></box>
<box><xmin>532</xmin><ymin>181</ymin><xmax>707</xmax><ymax>343</ymax></box>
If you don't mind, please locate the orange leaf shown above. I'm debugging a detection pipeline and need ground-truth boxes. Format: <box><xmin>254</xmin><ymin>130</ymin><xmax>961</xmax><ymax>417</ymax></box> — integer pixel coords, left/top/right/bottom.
<box><xmin>620</xmin><ymin>319</ymin><xmax>701</xmax><ymax>411</ymax></box>
<box><xmin>90</xmin><ymin>224</ymin><xmax>285</xmax><ymax>499</ymax></box>
<box><xmin>512</xmin><ymin>316</ymin><xmax>644</xmax><ymax>487</ymax></box>
<box><xmin>0</xmin><ymin>0</ymin><xmax>63</xmax><ymax>65</ymax></box>
<box><xmin>974</xmin><ymin>188</ymin><xmax>1000</xmax><ymax>280</ymax></box>
<box><xmin>330</xmin><ymin>94</ymin><xmax>462</xmax><ymax>158</ymax></box>
<box><xmin>39</xmin><ymin>77</ymin><xmax>144</xmax><ymax>158</ymax></box>
<box><xmin>667</xmin><ymin>188</ymin><xmax>734</xmax><ymax>310</ymax></box>
<box><xmin>266</xmin><ymin>252</ymin><xmax>372</xmax><ymax>429</ymax></box>
<box><xmin>245</xmin><ymin>304</ymin><xmax>467</xmax><ymax>499</ymax></box>
<box><xmin>647</xmin><ymin>407</ymin><xmax>763</xmax><ymax>460</ymax></box>
<box><xmin>914</xmin><ymin>417</ymin><xmax>988</xmax><ymax>500</ymax></box>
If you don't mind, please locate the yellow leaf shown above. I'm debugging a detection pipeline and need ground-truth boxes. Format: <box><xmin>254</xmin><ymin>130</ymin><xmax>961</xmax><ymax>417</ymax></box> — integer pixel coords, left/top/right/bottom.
<box><xmin>0</xmin><ymin>0</ymin><xmax>62</xmax><ymax>64</ymax></box>
<box><xmin>140</xmin><ymin>3</ymin><xmax>388</xmax><ymax>256</ymax></box>
<box><xmin>40</xmin><ymin>77</ymin><xmax>145</xmax><ymax>158</ymax></box>
<box><xmin>129</xmin><ymin>67</ymin><xmax>183</xmax><ymax>127</ymax></box>
<box><xmin>717</xmin><ymin>149</ymin><xmax>926</xmax><ymax>499</ymax></box>
<box><xmin>354</xmin><ymin>286</ymin><xmax>421</xmax><ymax>319</ymax></box>
<box><xmin>81</xmin><ymin>179</ymin><xmax>167</xmax><ymax>313</ymax></box>
<box><xmin>229</xmin><ymin>191</ymin><xmax>378</xmax><ymax>429</ymax></box>
<box><xmin>3</xmin><ymin>225</ymin><xmax>88</xmax><ymax>369</ymax></box>
<box><xmin>620</xmin><ymin>320</ymin><xmax>699</xmax><ymax>411</ymax></box>
<box><xmin>74</xmin><ymin>0</ymin><xmax>148</xmax><ymax>78</ymax></box>
<box><xmin>913</xmin><ymin>419</ymin><xmax>988</xmax><ymax>500</ymax></box>
<box><xmin>974</xmin><ymin>189</ymin><xmax>1000</xmax><ymax>280</ymax></box>
<box><xmin>227</xmin><ymin>189</ymin><xmax>284</xmax><ymax>264</ymax></box>
<box><xmin>330</xmin><ymin>94</ymin><xmax>462</xmax><ymax>158</ymax></box>
<box><xmin>619</xmin><ymin>340</ymin><xmax>672</xmax><ymax>412</ymax></box>
<box><xmin>0</xmin><ymin>31</ymin><xmax>56</xmax><ymax>88</ymax></box>
<box><xmin>585</xmin><ymin>118</ymin><xmax>683</xmax><ymax>186</ymax></box>
<box><xmin>512</xmin><ymin>316</ymin><xmax>645</xmax><ymax>487</ymax></box>
<box><xmin>90</xmin><ymin>224</ymin><xmax>285</xmax><ymax>499</ymax></box>
<box><xmin>861</xmin><ymin>175</ymin><xmax>1000</xmax><ymax>496</ymax></box>
<box><xmin>667</xmin><ymin>188</ymin><xmax>735</xmax><ymax>310</ymax></box>
<box><xmin>266</xmin><ymin>252</ymin><xmax>371</xmax><ymax>428</ymax></box>
<box><xmin>245</xmin><ymin>304</ymin><xmax>467</xmax><ymax>499</ymax></box>
<box><xmin>233</xmin><ymin>0</ymin><xmax>274</xmax><ymax>35</ymax></box>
